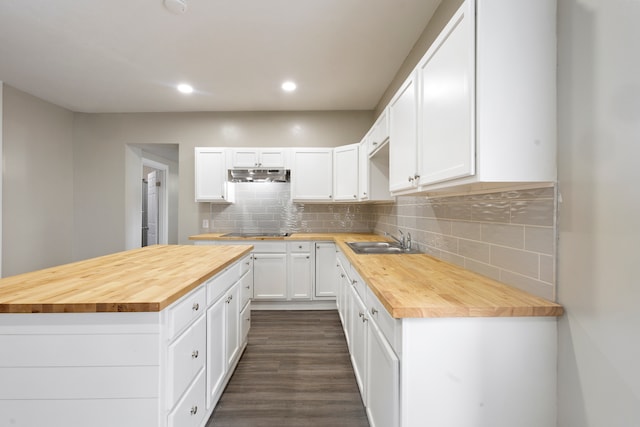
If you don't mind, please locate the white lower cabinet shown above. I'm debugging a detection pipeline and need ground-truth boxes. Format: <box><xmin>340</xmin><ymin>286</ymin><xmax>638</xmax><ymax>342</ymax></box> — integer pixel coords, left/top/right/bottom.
<box><xmin>366</xmin><ymin>317</ymin><xmax>399</xmax><ymax>427</ymax></box>
<box><xmin>253</xmin><ymin>252</ymin><xmax>288</xmax><ymax>299</ymax></box>
<box><xmin>336</xmin><ymin>248</ymin><xmax>558</xmax><ymax>427</ymax></box>
<box><xmin>289</xmin><ymin>248</ymin><xmax>313</xmax><ymax>299</ymax></box>
<box><xmin>205</xmin><ymin>296</ymin><xmax>226</xmax><ymax>409</ymax></box>
<box><xmin>168</xmin><ymin>370</ymin><xmax>206</xmax><ymax>427</ymax></box>
<box><xmin>205</xmin><ymin>255</ymin><xmax>252</xmax><ymax>412</ymax></box>
<box><xmin>314</xmin><ymin>242</ymin><xmax>337</xmax><ymax>298</ymax></box>
<box><xmin>349</xmin><ymin>285</ymin><xmax>368</xmax><ymax>398</ymax></box>
<box><xmin>224</xmin><ymin>282</ymin><xmax>241</xmax><ymax>367</ymax></box>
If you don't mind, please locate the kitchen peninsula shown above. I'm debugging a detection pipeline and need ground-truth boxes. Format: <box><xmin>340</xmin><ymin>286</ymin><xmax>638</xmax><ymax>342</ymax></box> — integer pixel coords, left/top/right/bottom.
<box><xmin>0</xmin><ymin>244</ymin><xmax>253</xmax><ymax>427</ymax></box>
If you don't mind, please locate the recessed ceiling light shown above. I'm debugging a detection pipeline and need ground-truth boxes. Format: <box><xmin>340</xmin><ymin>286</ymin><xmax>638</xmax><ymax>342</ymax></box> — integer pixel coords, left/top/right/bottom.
<box><xmin>281</xmin><ymin>81</ymin><xmax>297</xmax><ymax>92</ymax></box>
<box><xmin>177</xmin><ymin>83</ymin><xmax>194</xmax><ymax>94</ymax></box>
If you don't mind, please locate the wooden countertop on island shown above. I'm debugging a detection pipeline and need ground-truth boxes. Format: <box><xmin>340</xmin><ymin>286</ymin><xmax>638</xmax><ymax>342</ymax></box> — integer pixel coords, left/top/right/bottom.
<box><xmin>190</xmin><ymin>232</ymin><xmax>564</xmax><ymax>318</ymax></box>
<box><xmin>0</xmin><ymin>244</ymin><xmax>253</xmax><ymax>314</ymax></box>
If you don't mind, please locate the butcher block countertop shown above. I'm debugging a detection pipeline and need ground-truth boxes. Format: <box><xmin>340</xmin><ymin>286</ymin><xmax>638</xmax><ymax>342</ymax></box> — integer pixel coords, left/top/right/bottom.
<box><xmin>0</xmin><ymin>245</ymin><xmax>253</xmax><ymax>314</ymax></box>
<box><xmin>190</xmin><ymin>232</ymin><xmax>564</xmax><ymax>318</ymax></box>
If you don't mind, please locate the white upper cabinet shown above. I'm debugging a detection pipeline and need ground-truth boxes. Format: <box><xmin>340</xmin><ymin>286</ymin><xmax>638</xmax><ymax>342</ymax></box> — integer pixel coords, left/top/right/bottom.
<box><xmin>194</xmin><ymin>147</ymin><xmax>234</xmax><ymax>203</ymax></box>
<box><xmin>388</xmin><ymin>72</ymin><xmax>419</xmax><ymax>193</ymax></box>
<box><xmin>418</xmin><ymin>0</ymin><xmax>475</xmax><ymax>186</ymax></box>
<box><xmin>368</xmin><ymin>108</ymin><xmax>389</xmax><ymax>156</ymax></box>
<box><xmin>291</xmin><ymin>148</ymin><xmax>333</xmax><ymax>202</ymax></box>
<box><xmin>333</xmin><ymin>143</ymin><xmax>359</xmax><ymax>201</ymax></box>
<box><xmin>232</xmin><ymin>148</ymin><xmax>288</xmax><ymax>168</ymax></box>
<box><xmin>389</xmin><ymin>0</ymin><xmax>556</xmax><ymax>196</ymax></box>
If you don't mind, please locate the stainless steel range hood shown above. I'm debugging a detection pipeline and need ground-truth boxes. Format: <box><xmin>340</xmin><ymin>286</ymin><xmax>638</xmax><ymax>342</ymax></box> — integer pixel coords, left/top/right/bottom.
<box><xmin>228</xmin><ymin>168</ymin><xmax>290</xmax><ymax>183</ymax></box>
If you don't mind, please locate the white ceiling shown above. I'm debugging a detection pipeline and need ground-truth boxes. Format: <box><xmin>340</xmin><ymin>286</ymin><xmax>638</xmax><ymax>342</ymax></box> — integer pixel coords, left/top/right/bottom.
<box><xmin>0</xmin><ymin>0</ymin><xmax>441</xmax><ymax>113</ymax></box>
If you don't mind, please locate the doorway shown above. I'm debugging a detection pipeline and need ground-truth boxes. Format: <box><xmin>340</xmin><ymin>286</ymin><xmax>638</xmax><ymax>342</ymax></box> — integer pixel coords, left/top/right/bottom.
<box><xmin>125</xmin><ymin>143</ymin><xmax>178</xmax><ymax>250</ymax></box>
<box><xmin>141</xmin><ymin>158</ymin><xmax>168</xmax><ymax>246</ymax></box>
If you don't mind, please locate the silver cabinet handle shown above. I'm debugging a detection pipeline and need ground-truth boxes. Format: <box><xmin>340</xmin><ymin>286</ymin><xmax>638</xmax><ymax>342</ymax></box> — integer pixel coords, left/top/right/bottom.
<box><xmin>192</xmin><ymin>350</ymin><xmax>199</xmax><ymax>359</ymax></box>
<box><xmin>358</xmin><ymin>311</ymin><xmax>365</xmax><ymax>318</ymax></box>
<box><xmin>351</xmin><ymin>279</ymin><xmax>357</xmax><ymax>286</ymax></box>
<box><xmin>414</xmin><ymin>173</ymin><xmax>420</xmax><ymax>180</ymax></box>
<box><xmin>408</xmin><ymin>176</ymin><xmax>414</xmax><ymax>182</ymax></box>
<box><xmin>373</xmin><ymin>141</ymin><xmax>378</xmax><ymax>146</ymax></box>
<box><xmin>190</xmin><ymin>406</ymin><xmax>198</xmax><ymax>415</ymax></box>
<box><xmin>370</xmin><ymin>307</ymin><xmax>378</xmax><ymax>315</ymax></box>
<box><xmin>353</xmin><ymin>195</ymin><xmax>357</xmax><ymax>199</ymax></box>
<box><xmin>192</xmin><ymin>302</ymin><xmax>199</xmax><ymax>311</ymax></box>
<box><xmin>245</xmin><ymin>285</ymin><xmax>251</xmax><ymax>289</ymax></box>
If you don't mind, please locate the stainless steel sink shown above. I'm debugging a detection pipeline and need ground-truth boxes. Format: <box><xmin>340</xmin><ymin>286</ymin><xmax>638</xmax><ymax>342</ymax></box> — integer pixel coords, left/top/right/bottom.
<box><xmin>346</xmin><ymin>241</ymin><xmax>419</xmax><ymax>254</ymax></box>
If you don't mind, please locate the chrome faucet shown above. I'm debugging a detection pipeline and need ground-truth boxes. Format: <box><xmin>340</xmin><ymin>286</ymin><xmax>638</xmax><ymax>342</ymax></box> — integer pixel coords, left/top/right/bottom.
<box><xmin>385</xmin><ymin>230</ymin><xmax>406</xmax><ymax>249</ymax></box>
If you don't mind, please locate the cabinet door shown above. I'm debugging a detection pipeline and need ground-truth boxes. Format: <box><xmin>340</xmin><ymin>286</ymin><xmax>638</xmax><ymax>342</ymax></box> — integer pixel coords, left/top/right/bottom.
<box><xmin>205</xmin><ymin>296</ymin><xmax>226</xmax><ymax>410</ymax></box>
<box><xmin>369</xmin><ymin>108</ymin><xmax>389</xmax><ymax>155</ymax></box>
<box><xmin>289</xmin><ymin>252</ymin><xmax>313</xmax><ymax>300</ymax></box>
<box><xmin>225</xmin><ymin>282</ymin><xmax>241</xmax><ymax>368</ymax></box>
<box><xmin>358</xmin><ymin>138</ymin><xmax>369</xmax><ymax>201</ymax></box>
<box><xmin>194</xmin><ymin>147</ymin><xmax>230</xmax><ymax>202</ymax></box>
<box><xmin>388</xmin><ymin>72</ymin><xmax>419</xmax><ymax>193</ymax></box>
<box><xmin>333</xmin><ymin>144</ymin><xmax>359</xmax><ymax>201</ymax></box>
<box><xmin>259</xmin><ymin>149</ymin><xmax>286</xmax><ymax>168</ymax></box>
<box><xmin>315</xmin><ymin>243</ymin><xmax>337</xmax><ymax>298</ymax></box>
<box><xmin>418</xmin><ymin>0</ymin><xmax>475</xmax><ymax>185</ymax></box>
<box><xmin>349</xmin><ymin>286</ymin><xmax>368</xmax><ymax>399</ymax></box>
<box><xmin>291</xmin><ymin>149</ymin><xmax>333</xmax><ymax>201</ymax></box>
<box><xmin>239</xmin><ymin>301</ymin><xmax>251</xmax><ymax>345</ymax></box>
<box><xmin>366</xmin><ymin>319</ymin><xmax>399</xmax><ymax>427</ymax></box>
<box><xmin>252</xmin><ymin>253</ymin><xmax>287</xmax><ymax>299</ymax></box>
<box><xmin>232</xmin><ymin>149</ymin><xmax>260</xmax><ymax>167</ymax></box>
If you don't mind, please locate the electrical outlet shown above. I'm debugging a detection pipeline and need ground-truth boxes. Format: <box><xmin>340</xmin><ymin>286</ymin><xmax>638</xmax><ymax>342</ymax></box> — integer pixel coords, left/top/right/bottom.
<box><xmin>202</xmin><ymin>219</ymin><xmax>209</xmax><ymax>229</ymax></box>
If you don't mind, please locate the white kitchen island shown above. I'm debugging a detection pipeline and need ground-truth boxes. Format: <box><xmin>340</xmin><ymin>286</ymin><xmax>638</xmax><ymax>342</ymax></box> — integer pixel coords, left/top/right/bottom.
<box><xmin>0</xmin><ymin>245</ymin><xmax>253</xmax><ymax>427</ymax></box>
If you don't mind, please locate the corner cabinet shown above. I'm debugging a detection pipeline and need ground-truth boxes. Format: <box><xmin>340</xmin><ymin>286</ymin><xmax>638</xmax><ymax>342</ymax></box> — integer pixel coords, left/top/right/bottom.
<box><xmin>390</xmin><ymin>0</ymin><xmax>556</xmax><ymax>196</ymax></box>
<box><xmin>194</xmin><ymin>147</ymin><xmax>234</xmax><ymax>203</ymax></box>
<box><xmin>291</xmin><ymin>148</ymin><xmax>333</xmax><ymax>202</ymax></box>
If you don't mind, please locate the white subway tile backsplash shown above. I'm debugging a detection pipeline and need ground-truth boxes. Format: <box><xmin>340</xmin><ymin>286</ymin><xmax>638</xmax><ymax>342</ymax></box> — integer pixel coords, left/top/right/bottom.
<box><xmin>202</xmin><ymin>183</ymin><xmax>557</xmax><ymax>300</ymax></box>
<box><xmin>525</xmin><ymin>226</ymin><xmax>555</xmax><ymax>255</ymax></box>
<box><xmin>481</xmin><ymin>223</ymin><xmax>525</xmax><ymax>248</ymax></box>
<box><xmin>491</xmin><ymin>246</ymin><xmax>539</xmax><ymax>278</ymax></box>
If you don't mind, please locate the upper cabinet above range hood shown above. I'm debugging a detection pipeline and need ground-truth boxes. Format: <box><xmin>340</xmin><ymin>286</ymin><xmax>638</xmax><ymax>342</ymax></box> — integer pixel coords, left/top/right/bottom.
<box><xmin>228</xmin><ymin>168</ymin><xmax>290</xmax><ymax>183</ymax></box>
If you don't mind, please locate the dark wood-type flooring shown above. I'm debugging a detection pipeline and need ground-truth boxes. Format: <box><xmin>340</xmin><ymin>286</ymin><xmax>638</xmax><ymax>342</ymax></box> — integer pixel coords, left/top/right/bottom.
<box><xmin>206</xmin><ymin>310</ymin><xmax>370</xmax><ymax>427</ymax></box>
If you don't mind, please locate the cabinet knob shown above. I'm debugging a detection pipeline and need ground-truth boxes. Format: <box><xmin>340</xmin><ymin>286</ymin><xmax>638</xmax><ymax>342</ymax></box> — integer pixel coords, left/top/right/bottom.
<box><xmin>351</xmin><ymin>279</ymin><xmax>357</xmax><ymax>286</ymax></box>
<box><xmin>414</xmin><ymin>173</ymin><xmax>420</xmax><ymax>180</ymax></box>
<box><xmin>370</xmin><ymin>307</ymin><xmax>378</xmax><ymax>315</ymax></box>
<box><xmin>192</xmin><ymin>302</ymin><xmax>200</xmax><ymax>311</ymax></box>
<box><xmin>221</xmin><ymin>195</ymin><xmax>225</xmax><ymax>199</ymax></box>
<box><xmin>373</xmin><ymin>141</ymin><xmax>378</xmax><ymax>146</ymax></box>
<box><xmin>245</xmin><ymin>285</ymin><xmax>251</xmax><ymax>289</ymax></box>
<box><xmin>298</xmin><ymin>245</ymin><xmax>302</xmax><ymax>249</ymax></box>
<box><xmin>408</xmin><ymin>176</ymin><xmax>414</xmax><ymax>182</ymax></box>
<box><xmin>192</xmin><ymin>350</ymin><xmax>199</xmax><ymax>359</ymax></box>
<box><xmin>353</xmin><ymin>195</ymin><xmax>357</xmax><ymax>199</ymax></box>
<box><xmin>190</xmin><ymin>406</ymin><xmax>198</xmax><ymax>415</ymax></box>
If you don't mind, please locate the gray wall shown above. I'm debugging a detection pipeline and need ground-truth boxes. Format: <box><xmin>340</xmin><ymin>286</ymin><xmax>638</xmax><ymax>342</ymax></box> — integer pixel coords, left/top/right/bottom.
<box><xmin>556</xmin><ymin>1</ymin><xmax>640</xmax><ymax>425</ymax></box>
<box><xmin>2</xmin><ymin>85</ymin><xmax>74</xmax><ymax>276</ymax></box>
<box><xmin>72</xmin><ymin>111</ymin><xmax>373</xmax><ymax>259</ymax></box>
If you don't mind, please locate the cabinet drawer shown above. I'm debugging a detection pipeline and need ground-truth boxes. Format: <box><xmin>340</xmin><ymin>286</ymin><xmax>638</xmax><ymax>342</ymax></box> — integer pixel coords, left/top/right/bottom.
<box><xmin>168</xmin><ymin>287</ymin><xmax>206</xmax><ymax>339</ymax></box>
<box><xmin>239</xmin><ymin>254</ymin><xmax>252</xmax><ymax>276</ymax></box>
<box><xmin>207</xmin><ymin>263</ymin><xmax>240</xmax><ymax>306</ymax></box>
<box><xmin>348</xmin><ymin>267</ymin><xmax>367</xmax><ymax>301</ymax></box>
<box><xmin>239</xmin><ymin>270</ymin><xmax>253</xmax><ymax>308</ymax></box>
<box><xmin>167</xmin><ymin>315</ymin><xmax>206</xmax><ymax>408</ymax></box>
<box><xmin>366</xmin><ymin>286</ymin><xmax>401</xmax><ymax>356</ymax></box>
<box><xmin>289</xmin><ymin>241</ymin><xmax>312</xmax><ymax>252</ymax></box>
<box><xmin>168</xmin><ymin>369</ymin><xmax>206</xmax><ymax>427</ymax></box>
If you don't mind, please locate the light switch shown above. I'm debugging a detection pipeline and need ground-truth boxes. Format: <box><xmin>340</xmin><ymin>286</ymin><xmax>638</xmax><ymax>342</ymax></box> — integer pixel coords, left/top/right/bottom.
<box><xmin>202</xmin><ymin>219</ymin><xmax>209</xmax><ymax>229</ymax></box>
